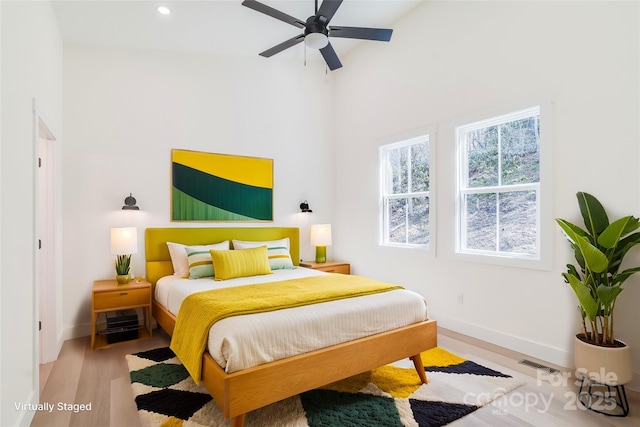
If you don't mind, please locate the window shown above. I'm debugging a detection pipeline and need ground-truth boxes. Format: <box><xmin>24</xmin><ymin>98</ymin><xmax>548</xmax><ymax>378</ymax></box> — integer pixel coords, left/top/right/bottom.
<box><xmin>380</xmin><ymin>135</ymin><xmax>431</xmax><ymax>248</ymax></box>
<box><xmin>456</xmin><ymin>106</ymin><xmax>540</xmax><ymax>259</ymax></box>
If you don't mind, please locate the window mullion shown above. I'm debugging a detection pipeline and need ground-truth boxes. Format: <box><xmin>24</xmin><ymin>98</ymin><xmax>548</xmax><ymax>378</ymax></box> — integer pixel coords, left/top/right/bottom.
<box><xmin>496</xmin><ymin>121</ymin><xmax>502</xmax><ymax>253</ymax></box>
<box><xmin>495</xmin><ymin>192</ymin><xmax>500</xmax><ymax>252</ymax></box>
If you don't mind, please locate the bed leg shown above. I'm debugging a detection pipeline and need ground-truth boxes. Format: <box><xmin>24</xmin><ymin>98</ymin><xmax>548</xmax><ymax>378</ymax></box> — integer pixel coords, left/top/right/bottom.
<box><xmin>410</xmin><ymin>354</ymin><xmax>428</xmax><ymax>384</ymax></box>
<box><xmin>231</xmin><ymin>413</ymin><xmax>245</xmax><ymax>427</ymax></box>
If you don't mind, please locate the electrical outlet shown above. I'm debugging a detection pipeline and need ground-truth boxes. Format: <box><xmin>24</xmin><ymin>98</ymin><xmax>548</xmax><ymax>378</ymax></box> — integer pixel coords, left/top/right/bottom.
<box><xmin>457</xmin><ymin>293</ymin><xmax>464</xmax><ymax>304</ymax></box>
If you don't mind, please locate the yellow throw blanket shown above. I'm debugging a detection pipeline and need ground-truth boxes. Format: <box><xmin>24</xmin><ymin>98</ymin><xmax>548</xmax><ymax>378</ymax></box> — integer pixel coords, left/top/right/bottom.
<box><xmin>170</xmin><ymin>274</ymin><xmax>403</xmax><ymax>383</ymax></box>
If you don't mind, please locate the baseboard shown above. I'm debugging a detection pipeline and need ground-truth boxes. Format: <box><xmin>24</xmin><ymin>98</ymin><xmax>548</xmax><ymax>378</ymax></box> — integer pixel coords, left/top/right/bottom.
<box><xmin>62</xmin><ymin>322</ymin><xmax>91</xmax><ymax>341</ymax></box>
<box><xmin>433</xmin><ymin>312</ymin><xmax>640</xmax><ymax>393</ymax></box>
<box><xmin>63</xmin><ymin>318</ymin><xmax>158</xmax><ymax>342</ymax></box>
<box><xmin>56</xmin><ymin>330</ymin><xmax>65</xmax><ymax>358</ymax></box>
<box><xmin>431</xmin><ymin>311</ymin><xmax>573</xmax><ymax>368</ymax></box>
<box><xmin>16</xmin><ymin>389</ymin><xmax>37</xmax><ymax>427</ymax></box>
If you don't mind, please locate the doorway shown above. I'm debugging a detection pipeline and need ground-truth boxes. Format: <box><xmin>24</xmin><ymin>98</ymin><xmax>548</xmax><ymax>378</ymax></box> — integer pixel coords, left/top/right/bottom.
<box><xmin>35</xmin><ymin>105</ymin><xmax>58</xmax><ymax>370</ymax></box>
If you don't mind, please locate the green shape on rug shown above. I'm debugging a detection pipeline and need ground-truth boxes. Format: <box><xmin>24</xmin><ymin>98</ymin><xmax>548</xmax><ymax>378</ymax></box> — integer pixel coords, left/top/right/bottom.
<box><xmin>130</xmin><ymin>363</ymin><xmax>190</xmax><ymax>388</ymax></box>
<box><xmin>301</xmin><ymin>389</ymin><xmax>403</xmax><ymax>427</ymax></box>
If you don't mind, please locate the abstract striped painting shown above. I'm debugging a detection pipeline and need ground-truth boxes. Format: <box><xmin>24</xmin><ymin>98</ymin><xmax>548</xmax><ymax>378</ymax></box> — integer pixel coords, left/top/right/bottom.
<box><xmin>171</xmin><ymin>150</ymin><xmax>273</xmax><ymax>221</ymax></box>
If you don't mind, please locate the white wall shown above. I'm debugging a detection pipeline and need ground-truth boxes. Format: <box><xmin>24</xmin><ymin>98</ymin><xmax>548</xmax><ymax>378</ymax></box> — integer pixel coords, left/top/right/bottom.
<box><xmin>62</xmin><ymin>46</ymin><xmax>336</xmax><ymax>339</ymax></box>
<box><xmin>333</xmin><ymin>0</ymin><xmax>640</xmax><ymax>384</ymax></box>
<box><xmin>0</xmin><ymin>1</ymin><xmax>64</xmax><ymax>426</ymax></box>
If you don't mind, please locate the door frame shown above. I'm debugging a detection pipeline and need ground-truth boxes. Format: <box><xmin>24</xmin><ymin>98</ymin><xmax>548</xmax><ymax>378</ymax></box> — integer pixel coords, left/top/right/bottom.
<box><xmin>33</xmin><ymin>98</ymin><xmax>60</xmax><ymax>368</ymax></box>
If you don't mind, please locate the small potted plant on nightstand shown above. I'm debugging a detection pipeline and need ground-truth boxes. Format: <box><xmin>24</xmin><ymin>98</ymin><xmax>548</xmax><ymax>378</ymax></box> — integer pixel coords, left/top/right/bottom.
<box><xmin>115</xmin><ymin>254</ymin><xmax>131</xmax><ymax>284</ymax></box>
<box><xmin>556</xmin><ymin>191</ymin><xmax>640</xmax><ymax>416</ymax></box>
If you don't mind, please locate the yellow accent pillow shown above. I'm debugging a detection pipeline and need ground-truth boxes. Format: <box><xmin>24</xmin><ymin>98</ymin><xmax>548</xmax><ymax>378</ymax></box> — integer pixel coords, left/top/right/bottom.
<box><xmin>210</xmin><ymin>246</ymin><xmax>273</xmax><ymax>281</ymax></box>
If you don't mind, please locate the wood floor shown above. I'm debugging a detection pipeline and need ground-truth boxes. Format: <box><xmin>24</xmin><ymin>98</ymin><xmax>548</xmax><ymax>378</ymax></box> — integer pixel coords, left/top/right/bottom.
<box><xmin>32</xmin><ymin>328</ymin><xmax>640</xmax><ymax>427</ymax></box>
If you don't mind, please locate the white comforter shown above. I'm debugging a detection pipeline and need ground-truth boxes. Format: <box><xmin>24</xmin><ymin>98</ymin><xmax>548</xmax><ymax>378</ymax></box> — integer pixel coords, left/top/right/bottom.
<box><xmin>156</xmin><ymin>268</ymin><xmax>428</xmax><ymax>373</ymax></box>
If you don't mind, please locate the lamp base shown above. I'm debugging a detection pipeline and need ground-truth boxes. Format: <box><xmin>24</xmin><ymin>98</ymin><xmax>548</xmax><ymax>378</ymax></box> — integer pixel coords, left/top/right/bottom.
<box><xmin>315</xmin><ymin>246</ymin><xmax>327</xmax><ymax>263</ymax></box>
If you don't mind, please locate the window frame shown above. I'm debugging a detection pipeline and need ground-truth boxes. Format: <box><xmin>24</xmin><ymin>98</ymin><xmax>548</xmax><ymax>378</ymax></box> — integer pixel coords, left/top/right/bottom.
<box><xmin>454</xmin><ymin>102</ymin><xmax>552</xmax><ymax>270</ymax></box>
<box><xmin>379</xmin><ymin>131</ymin><xmax>435</xmax><ymax>254</ymax></box>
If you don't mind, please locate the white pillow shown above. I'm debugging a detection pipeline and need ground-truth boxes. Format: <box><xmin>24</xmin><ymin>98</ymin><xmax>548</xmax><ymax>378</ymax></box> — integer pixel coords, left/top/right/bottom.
<box><xmin>167</xmin><ymin>242</ymin><xmax>190</xmax><ymax>278</ymax></box>
<box><xmin>232</xmin><ymin>238</ymin><xmax>294</xmax><ymax>270</ymax></box>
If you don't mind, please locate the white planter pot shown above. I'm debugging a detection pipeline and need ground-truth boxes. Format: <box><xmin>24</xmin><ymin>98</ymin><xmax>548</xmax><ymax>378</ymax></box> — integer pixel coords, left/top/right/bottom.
<box><xmin>574</xmin><ymin>335</ymin><xmax>633</xmax><ymax>385</ymax></box>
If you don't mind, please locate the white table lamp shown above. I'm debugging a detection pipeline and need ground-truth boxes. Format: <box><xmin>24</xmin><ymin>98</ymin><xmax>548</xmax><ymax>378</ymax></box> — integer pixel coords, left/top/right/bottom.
<box><xmin>110</xmin><ymin>227</ymin><xmax>138</xmax><ymax>284</ymax></box>
<box><xmin>310</xmin><ymin>224</ymin><xmax>332</xmax><ymax>263</ymax></box>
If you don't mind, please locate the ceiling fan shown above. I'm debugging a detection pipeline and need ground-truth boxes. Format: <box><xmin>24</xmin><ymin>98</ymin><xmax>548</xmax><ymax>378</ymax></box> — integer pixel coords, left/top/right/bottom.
<box><xmin>242</xmin><ymin>0</ymin><xmax>393</xmax><ymax>71</ymax></box>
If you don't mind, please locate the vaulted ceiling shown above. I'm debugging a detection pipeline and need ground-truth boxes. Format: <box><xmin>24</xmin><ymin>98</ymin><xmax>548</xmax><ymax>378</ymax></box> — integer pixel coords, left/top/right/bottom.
<box><xmin>52</xmin><ymin>1</ymin><xmax>424</xmax><ymax>65</ymax></box>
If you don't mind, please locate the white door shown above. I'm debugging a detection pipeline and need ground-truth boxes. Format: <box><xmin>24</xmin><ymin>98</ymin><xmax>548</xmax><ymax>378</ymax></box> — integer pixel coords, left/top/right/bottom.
<box><xmin>36</xmin><ymin>117</ymin><xmax>57</xmax><ymax>364</ymax></box>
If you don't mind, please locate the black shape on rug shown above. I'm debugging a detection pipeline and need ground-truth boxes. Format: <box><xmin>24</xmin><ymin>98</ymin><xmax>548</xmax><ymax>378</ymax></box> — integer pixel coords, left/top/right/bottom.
<box><xmin>410</xmin><ymin>400</ymin><xmax>478</xmax><ymax>427</ymax></box>
<box><xmin>133</xmin><ymin>347</ymin><xmax>177</xmax><ymax>362</ymax></box>
<box><xmin>425</xmin><ymin>360</ymin><xmax>511</xmax><ymax>378</ymax></box>
<box><xmin>135</xmin><ymin>389</ymin><xmax>212</xmax><ymax>419</ymax></box>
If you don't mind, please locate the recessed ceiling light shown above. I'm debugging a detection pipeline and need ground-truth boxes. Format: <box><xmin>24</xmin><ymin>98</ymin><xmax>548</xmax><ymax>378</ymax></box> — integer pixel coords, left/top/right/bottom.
<box><xmin>157</xmin><ymin>6</ymin><xmax>171</xmax><ymax>15</ymax></box>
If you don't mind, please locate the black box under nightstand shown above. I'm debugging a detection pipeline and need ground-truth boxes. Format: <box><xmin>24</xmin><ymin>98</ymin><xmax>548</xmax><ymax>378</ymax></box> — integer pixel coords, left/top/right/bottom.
<box><xmin>105</xmin><ymin>311</ymin><xmax>139</xmax><ymax>343</ymax></box>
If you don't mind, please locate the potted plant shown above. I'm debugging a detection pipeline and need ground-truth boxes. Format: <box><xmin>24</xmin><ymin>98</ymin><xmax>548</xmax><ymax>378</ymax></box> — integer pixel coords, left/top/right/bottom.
<box><xmin>556</xmin><ymin>192</ymin><xmax>638</xmax><ymax>402</ymax></box>
<box><xmin>115</xmin><ymin>254</ymin><xmax>132</xmax><ymax>284</ymax></box>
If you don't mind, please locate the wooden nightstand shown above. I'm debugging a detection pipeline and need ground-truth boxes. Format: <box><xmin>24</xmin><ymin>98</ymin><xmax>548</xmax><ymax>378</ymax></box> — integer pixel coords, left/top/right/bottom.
<box><xmin>91</xmin><ymin>279</ymin><xmax>152</xmax><ymax>350</ymax></box>
<box><xmin>300</xmin><ymin>260</ymin><xmax>351</xmax><ymax>275</ymax></box>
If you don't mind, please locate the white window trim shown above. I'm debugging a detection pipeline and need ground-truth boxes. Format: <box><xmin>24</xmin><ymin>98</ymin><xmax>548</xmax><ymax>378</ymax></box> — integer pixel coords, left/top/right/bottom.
<box><xmin>454</xmin><ymin>101</ymin><xmax>553</xmax><ymax>271</ymax></box>
<box><xmin>379</xmin><ymin>129</ymin><xmax>436</xmax><ymax>256</ymax></box>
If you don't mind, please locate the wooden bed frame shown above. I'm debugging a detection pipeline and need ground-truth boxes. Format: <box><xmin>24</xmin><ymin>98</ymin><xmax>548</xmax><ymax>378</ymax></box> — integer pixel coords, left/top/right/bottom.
<box><xmin>145</xmin><ymin>227</ymin><xmax>437</xmax><ymax>427</ymax></box>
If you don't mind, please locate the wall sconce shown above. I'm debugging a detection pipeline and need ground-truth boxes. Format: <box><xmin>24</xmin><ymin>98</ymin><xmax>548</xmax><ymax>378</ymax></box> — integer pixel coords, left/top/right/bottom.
<box><xmin>310</xmin><ymin>224</ymin><xmax>332</xmax><ymax>263</ymax></box>
<box><xmin>122</xmin><ymin>193</ymin><xmax>139</xmax><ymax>210</ymax></box>
<box><xmin>299</xmin><ymin>200</ymin><xmax>313</xmax><ymax>213</ymax></box>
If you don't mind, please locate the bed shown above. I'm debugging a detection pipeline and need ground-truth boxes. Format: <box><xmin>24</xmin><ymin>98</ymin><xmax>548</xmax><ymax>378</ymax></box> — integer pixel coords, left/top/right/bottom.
<box><xmin>145</xmin><ymin>227</ymin><xmax>437</xmax><ymax>427</ymax></box>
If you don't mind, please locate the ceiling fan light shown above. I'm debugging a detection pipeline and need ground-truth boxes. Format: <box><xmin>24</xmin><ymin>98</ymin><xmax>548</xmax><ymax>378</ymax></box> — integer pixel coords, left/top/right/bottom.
<box><xmin>305</xmin><ymin>33</ymin><xmax>329</xmax><ymax>49</ymax></box>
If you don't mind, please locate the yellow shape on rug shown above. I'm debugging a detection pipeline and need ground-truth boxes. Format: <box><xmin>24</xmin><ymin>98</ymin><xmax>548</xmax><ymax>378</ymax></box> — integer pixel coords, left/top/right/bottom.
<box><xmin>159</xmin><ymin>416</ymin><xmax>183</xmax><ymax>427</ymax></box>
<box><xmin>322</xmin><ymin>348</ymin><xmax>467</xmax><ymax>399</ymax></box>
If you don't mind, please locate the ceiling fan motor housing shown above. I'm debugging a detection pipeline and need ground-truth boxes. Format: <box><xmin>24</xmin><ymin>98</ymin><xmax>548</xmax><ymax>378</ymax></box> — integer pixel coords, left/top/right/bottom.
<box><xmin>304</xmin><ymin>16</ymin><xmax>328</xmax><ymax>38</ymax></box>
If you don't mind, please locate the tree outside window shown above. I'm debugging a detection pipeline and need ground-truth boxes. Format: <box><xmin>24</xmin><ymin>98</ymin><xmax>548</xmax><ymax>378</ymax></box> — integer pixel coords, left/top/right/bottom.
<box><xmin>457</xmin><ymin>107</ymin><xmax>540</xmax><ymax>258</ymax></box>
<box><xmin>381</xmin><ymin>136</ymin><xmax>430</xmax><ymax>247</ymax></box>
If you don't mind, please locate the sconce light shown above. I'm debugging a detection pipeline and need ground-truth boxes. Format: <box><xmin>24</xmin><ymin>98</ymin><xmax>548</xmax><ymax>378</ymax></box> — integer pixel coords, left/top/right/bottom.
<box><xmin>122</xmin><ymin>193</ymin><xmax>139</xmax><ymax>210</ymax></box>
<box><xmin>310</xmin><ymin>224</ymin><xmax>332</xmax><ymax>263</ymax></box>
<box><xmin>299</xmin><ymin>200</ymin><xmax>313</xmax><ymax>213</ymax></box>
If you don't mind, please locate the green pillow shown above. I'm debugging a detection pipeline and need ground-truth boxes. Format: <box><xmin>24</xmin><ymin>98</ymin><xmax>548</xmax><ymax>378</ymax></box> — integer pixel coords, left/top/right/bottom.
<box><xmin>185</xmin><ymin>241</ymin><xmax>229</xmax><ymax>279</ymax></box>
<box><xmin>232</xmin><ymin>238</ymin><xmax>294</xmax><ymax>270</ymax></box>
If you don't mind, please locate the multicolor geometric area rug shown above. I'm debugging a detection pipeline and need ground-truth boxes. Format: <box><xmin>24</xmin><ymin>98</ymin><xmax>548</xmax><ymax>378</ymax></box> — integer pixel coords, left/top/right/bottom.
<box><xmin>127</xmin><ymin>347</ymin><xmax>523</xmax><ymax>427</ymax></box>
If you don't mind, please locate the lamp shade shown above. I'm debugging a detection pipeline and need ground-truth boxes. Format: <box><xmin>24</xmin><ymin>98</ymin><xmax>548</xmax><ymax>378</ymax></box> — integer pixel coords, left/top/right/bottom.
<box><xmin>310</xmin><ymin>224</ymin><xmax>332</xmax><ymax>246</ymax></box>
<box><xmin>110</xmin><ymin>227</ymin><xmax>138</xmax><ymax>255</ymax></box>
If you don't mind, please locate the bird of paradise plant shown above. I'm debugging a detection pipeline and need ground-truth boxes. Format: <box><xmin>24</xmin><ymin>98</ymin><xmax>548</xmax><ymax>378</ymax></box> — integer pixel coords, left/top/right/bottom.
<box><xmin>556</xmin><ymin>192</ymin><xmax>640</xmax><ymax>346</ymax></box>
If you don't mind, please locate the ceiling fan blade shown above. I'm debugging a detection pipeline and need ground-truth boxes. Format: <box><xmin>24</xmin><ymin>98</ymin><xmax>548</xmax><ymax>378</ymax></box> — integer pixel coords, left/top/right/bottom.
<box><xmin>259</xmin><ymin>34</ymin><xmax>305</xmax><ymax>57</ymax></box>
<box><xmin>242</xmin><ymin>0</ymin><xmax>305</xmax><ymax>29</ymax></box>
<box><xmin>319</xmin><ymin>42</ymin><xmax>342</xmax><ymax>70</ymax></box>
<box><xmin>329</xmin><ymin>26</ymin><xmax>393</xmax><ymax>42</ymax></box>
<box><xmin>316</xmin><ymin>0</ymin><xmax>343</xmax><ymax>25</ymax></box>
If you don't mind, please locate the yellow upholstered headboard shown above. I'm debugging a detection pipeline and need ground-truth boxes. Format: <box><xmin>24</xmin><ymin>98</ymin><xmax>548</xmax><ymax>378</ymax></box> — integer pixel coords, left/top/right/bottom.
<box><xmin>145</xmin><ymin>227</ymin><xmax>300</xmax><ymax>285</ymax></box>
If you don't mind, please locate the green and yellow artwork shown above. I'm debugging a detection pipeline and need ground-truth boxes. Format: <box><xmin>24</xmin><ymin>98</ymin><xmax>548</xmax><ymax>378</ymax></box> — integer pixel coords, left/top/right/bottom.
<box><xmin>171</xmin><ymin>150</ymin><xmax>273</xmax><ymax>221</ymax></box>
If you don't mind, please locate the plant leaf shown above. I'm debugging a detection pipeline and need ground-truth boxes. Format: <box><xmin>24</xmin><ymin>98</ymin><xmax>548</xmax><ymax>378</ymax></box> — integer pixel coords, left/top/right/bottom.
<box><xmin>555</xmin><ymin>218</ymin><xmax>588</xmax><ymax>241</ymax></box>
<box><xmin>598</xmin><ymin>216</ymin><xmax>640</xmax><ymax>249</ymax></box>
<box><xmin>612</xmin><ymin>266</ymin><xmax>640</xmax><ymax>286</ymax></box>
<box><xmin>577</xmin><ymin>192</ymin><xmax>609</xmax><ymax>236</ymax></box>
<box><xmin>596</xmin><ymin>284</ymin><xmax>622</xmax><ymax>310</ymax></box>
<box><xmin>573</xmin><ymin>234</ymin><xmax>608</xmax><ymax>273</ymax></box>
<box><xmin>565</xmin><ymin>273</ymin><xmax>599</xmax><ymax>321</ymax></box>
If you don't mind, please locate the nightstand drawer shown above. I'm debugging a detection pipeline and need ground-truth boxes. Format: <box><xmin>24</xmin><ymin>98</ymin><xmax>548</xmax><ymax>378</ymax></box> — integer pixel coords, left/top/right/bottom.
<box><xmin>315</xmin><ymin>264</ymin><xmax>350</xmax><ymax>274</ymax></box>
<box><xmin>94</xmin><ymin>288</ymin><xmax>149</xmax><ymax>310</ymax></box>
